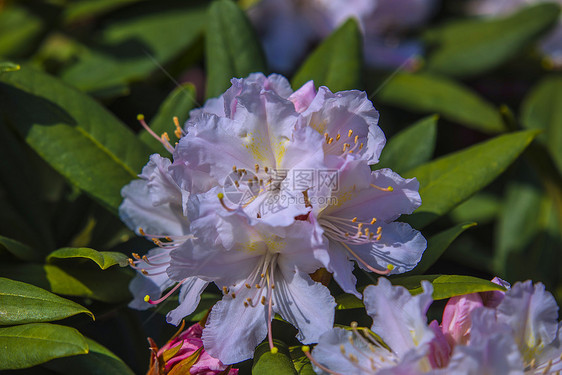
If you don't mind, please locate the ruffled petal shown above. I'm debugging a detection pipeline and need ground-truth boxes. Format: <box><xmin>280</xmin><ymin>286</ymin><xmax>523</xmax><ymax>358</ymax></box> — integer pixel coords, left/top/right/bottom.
<box><xmin>364</xmin><ymin>278</ymin><xmax>434</xmax><ymax>358</ymax></box>
<box><xmin>166</xmin><ymin>277</ymin><xmax>209</xmax><ymax>325</ymax></box>
<box><xmin>272</xmin><ymin>268</ymin><xmax>335</xmax><ymax>344</ymax></box>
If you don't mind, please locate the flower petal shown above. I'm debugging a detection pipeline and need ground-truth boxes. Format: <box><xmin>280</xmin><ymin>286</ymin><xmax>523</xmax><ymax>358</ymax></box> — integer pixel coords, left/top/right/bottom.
<box><xmin>166</xmin><ymin>277</ymin><xmax>210</xmax><ymax>325</ymax></box>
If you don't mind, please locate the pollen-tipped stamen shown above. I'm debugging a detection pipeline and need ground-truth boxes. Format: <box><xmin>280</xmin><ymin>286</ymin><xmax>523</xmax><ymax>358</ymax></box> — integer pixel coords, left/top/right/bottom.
<box><xmin>144</xmin><ymin>279</ymin><xmax>186</xmax><ymax>305</ymax></box>
<box><xmin>137</xmin><ymin>114</ymin><xmax>175</xmax><ymax>153</ymax></box>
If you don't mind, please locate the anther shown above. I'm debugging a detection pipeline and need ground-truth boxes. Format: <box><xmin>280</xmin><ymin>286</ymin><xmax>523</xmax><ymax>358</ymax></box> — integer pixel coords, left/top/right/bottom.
<box><xmin>139</xmin><ymin>228</ymin><xmax>146</xmax><ymax>236</ymax></box>
<box><xmin>354</xmin><ymin>135</ymin><xmax>359</xmax><ymax>144</ymax></box>
<box><xmin>328</xmin><ymin>137</ymin><xmax>334</xmax><ymax>144</ymax></box>
<box><xmin>359</xmin><ymin>143</ymin><xmax>364</xmax><ymax>150</ymax></box>
<box><xmin>232</xmin><ymin>165</ymin><xmax>237</xmax><ymax>172</ymax></box>
<box><xmin>261</xmin><ymin>296</ymin><xmax>267</xmax><ymax>305</ymax></box>
<box><xmin>255</xmin><ymin>164</ymin><xmax>259</xmax><ymax>172</ymax></box>
<box><xmin>264</xmin><ymin>166</ymin><xmax>269</xmax><ymax>173</ymax></box>
<box><xmin>255</xmin><ymin>284</ymin><xmax>261</xmax><ymax>289</ymax></box>
<box><xmin>128</xmin><ymin>258</ymin><xmax>134</xmax><ymax>266</ymax></box>
<box><xmin>142</xmin><ymin>255</ymin><xmax>150</xmax><ymax>263</ymax></box>
<box><xmin>141</xmin><ymin>269</ymin><xmax>148</xmax><ymax>275</ymax></box>
<box><xmin>132</xmin><ymin>253</ymin><xmax>141</xmax><ymax>260</ymax></box>
<box><xmin>351</xmin><ymin>217</ymin><xmax>357</xmax><ymax>222</ymax></box>
<box><xmin>222</xmin><ymin>286</ymin><xmax>229</xmax><ymax>295</ymax></box>
<box><xmin>244</xmin><ymin>301</ymin><xmax>249</xmax><ymax>307</ymax></box>
<box><xmin>165</xmin><ymin>236</ymin><xmax>172</xmax><ymax>241</ymax></box>
<box><xmin>231</xmin><ymin>293</ymin><xmax>236</xmax><ymax>299</ymax></box>
<box><xmin>260</xmin><ymin>273</ymin><xmax>265</xmax><ymax>278</ymax></box>
<box><xmin>173</xmin><ymin>116</ymin><xmax>182</xmax><ymax>138</ymax></box>
<box><xmin>377</xmin><ymin>226</ymin><xmax>382</xmax><ymax>234</ymax></box>
<box><xmin>245</xmin><ymin>283</ymin><xmax>251</xmax><ymax>289</ymax></box>
<box><xmin>162</xmin><ymin>132</ymin><xmax>170</xmax><ymax>142</ymax></box>
<box><xmin>348</xmin><ymin>129</ymin><xmax>353</xmax><ymax>137</ymax></box>
<box><xmin>370</xmin><ymin>218</ymin><xmax>377</xmax><ymax>225</ymax></box>
<box><xmin>336</xmin><ymin>134</ymin><xmax>341</xmax><ymax>141</ymax></box>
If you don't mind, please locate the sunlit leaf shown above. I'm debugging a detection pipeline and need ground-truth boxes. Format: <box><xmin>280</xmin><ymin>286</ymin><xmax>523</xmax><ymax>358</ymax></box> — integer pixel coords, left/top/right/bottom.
<box><xmin>521</xmin><ymin>75</ymin><xmax>562</xmax><ymax>175</ymax></box>
<box><xmin>253</xmin><ymin>340</ymin><xmax>297</xmax><ymax>375</ymax></box>
<box><xmin>404</xmin><ymin>130</ymin><xmax>539</xmax><ymax>228</ymax></box>
<box><xmin>377</xmin><ymin>115</ymin><xmax>438</xmax><ymax>174</ymax></box>
<box><xmin>391</xmin><ymin>275</ymin><xmax>507</xmax><ymax>300</ymax></box>
<box><xmin>0</xmin><ymin>323</ymin><xmax>88</xmax><ymax>370</ymax></box>
<box><xmin>205</xmin><ymin>0</ymin><xmax>266</xmax><ymax>98</ymax></box>
<box><xmin>292</xmin><ymin>18</ymin><xmax>362</xmax><ymax>92</ymax></box>
<box><xmin>376</xmin><ymin>73</ymin><xmax>505</xmax><ymax>133</ymax></box>
<box><xmin>0</xmin><ymin>278</ymin><xmax>93</xmax><ymax>325</ymax></box>
<box><xmin>424</xmin><ymin>3</ymin><xmax>561</xmax><ymax>77</ymax></box>
<box><xmin>449</xmin><ymin>192</ymin><xmax>502</xmax><ymax>224</ymax></box>
<box><xmin>0</xmin><ymin>65</ymin><xmax>153</xmax><ymax>213</ymax></box>
<box><xmin>0</xmin><ymin>264</ymin><xmax>132</xmax><ymax>303</ymax></box>
<box><xmin>47</xmin><ymin>248</ymin><xmax>129</xmax><ymax>270</ymax></box>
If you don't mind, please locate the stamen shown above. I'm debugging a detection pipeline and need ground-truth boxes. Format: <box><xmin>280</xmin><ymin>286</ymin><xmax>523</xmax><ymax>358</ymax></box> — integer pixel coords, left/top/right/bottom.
<box><xmin>348</xmin><ymin>129</ymin><xmax>353</xmax><ymax>137</ymax></box>
<box><xmin>137</xmin><ymin>114</ymin><xmax>175</xmax><ymax>153</ymax></box>
<box><xmin>173</xmin><ymin>116</ymin><xmax>183</xmax><ymax>138</ymax></box>
<box><xmin>336</xmin><ymin>134</ymin><xmax>341</xmax><ymax>141</ymax></box>
<box><xmin>370</xmin><ymin>218</ymin><xmax>376</xmax><ymax>225</ymax></box>
<box><xmin>217</xmin><ymin>193</ymin><xmax>235</xmax><ymax>212</ymax></box>
<box><xmin>132</xmin><ymin>253</ymin><xmax>141</xmax><ymax>260</ymax></box>
<box><xmin>339</xmin><ymin>242</ymin><xmax>393</xmax><ymax>275</ymax></box>
<box><xmin>144</xmin><ymin>279</ymin><xmax>185</xmax><ymax>305</ymax></box>
<box><xmin>370</xmin><ymin>184</ymin><xmax>394</xmax><ymax>192</ymax></box>
<box><xmin>255</xmin><ymin>164</ymin><xmax>259</xmax><ymax>173</ymax></box>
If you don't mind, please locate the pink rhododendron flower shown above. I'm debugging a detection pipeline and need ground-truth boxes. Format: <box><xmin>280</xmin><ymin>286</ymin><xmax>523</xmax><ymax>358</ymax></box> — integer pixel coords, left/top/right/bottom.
<box><xmin>147</xmin><ymin>322</ymin><xmax>238</xmax><ymax>375</ymax></box>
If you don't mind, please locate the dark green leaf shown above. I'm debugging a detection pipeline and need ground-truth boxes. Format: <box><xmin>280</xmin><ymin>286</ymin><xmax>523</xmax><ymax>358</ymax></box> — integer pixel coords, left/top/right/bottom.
<box><xmin>405</xmin><ymin>222</ymin><xmax>477</xmax><ymax>276</ymax></box>
<box><xmin>376</xmin><ymin>73</ymin><xmax>505</xmax><ymax>133</ymax></box>
<box><xmin>377</xmin><ymin>115</ymin><xmax>438</xmax><ymax>174</ymax></box>
<box><xmin>0</xmin><ymin>65</ymin><xmax>153</xmax><ymax>213</ymax></box>
<box><xmin>0</xmin><ymin>323</ymin><xmax>88</xmax><ymax>370</ymax></box>
<box><xmin>0</xmin><ymin>6</ymin><xmax>44</xmax><ymax>58</ymax></box>
<box><xmin>205</xmin><ymin>0</ymin><xmax>266</xmax><ymax>98</ymax></box>
<box><xmin>140</xmin><ymin>83</ymin><xmax>197</xmax><ymax>152</ymax></box>
<box><xmin>424</xmin><ymin>3</ymin><xmax>561</xmax><ymax>77</ymax></box>
<box><xmin>62</xmin><ymin>3</ymin><xmax>207</xmax><ymax>95</ymax></box>
<box><xmin>253</xmin><ymin>340</ymin><xmax>297</xmax><ymax>375</ymax></box>
<box><xmin>63</xmin><ymin>0</ymin><xmax>144</xmax><ymax>23</ymax></box>
<box><xmin>47</xmin><ymin>248</ymin><xmax>129</xmax><ymax>270</ymax></box>
<box><xmin>449</xmin><ymin>193</ymin><xmax>502</xmax><ymax>224</ymax></box>
<box><xmin>0</xmin><ymin>278</ymin><xmax>93</xmax><ymax>325</ymax></box>
<box><xmin>0</xmin><ymin>264</ymin><xmax>132</xmax><ymax>303</ymax></box>
<box><xmin>43</xmin><ymin>337</ymin><xmax>134</xmax><ymax>375</ymax></box>
<box><xmin>335</xmin><ymin>293</ymin><xmax>363</xmax><ymax>310</ymax></box>
<box><xmin>521</xmin><ymin>75</ymin><xmax>562</xmax><ymax>175</ymax></box>
<box><xmin>292</xmin><ymin>18</ymin><xmax>362</xmax><ymax>92</ymax></box>
<box><xmin>404</xmin><ymin>130</ymin><xmax>539</xmax><ymax>228</ymax></box>
<box><xmin>0</xmin><ymin>235</ymin><xmax>41</xmax><ymax>262</ymax></box>
<box><xmin>391</xmin><ymin>275</ymin><xmax>507</xmax><ymax>300</ymax></box>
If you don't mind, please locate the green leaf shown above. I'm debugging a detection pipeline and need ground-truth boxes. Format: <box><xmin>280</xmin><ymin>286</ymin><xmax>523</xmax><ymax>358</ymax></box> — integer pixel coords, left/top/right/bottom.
<box><xmin>521</xmin><ymin>75</ymin><xmax>562</xmax><ymax>175</ymax></box>
<box><xmin>205</xmin><ymin>0</ymin><xmax>266</xmax><ymax>99</ymax></box>
<box><xmin>0</xmin><ymin>323</ymin><xmax>89</xmax><ymax>370</ymax></box>
<box><xmin>405</xmin><ymin>222</ymin><xmax>477</xmax><ymax>276</ymax></box>
<box><xmin>335</xmin><ymin>293</ymin><xmax>363</xmax><ymax>310</ymax></box>
<box><xmin>0</xmin><ymin>278</ymin><xmax>93</xmax><ymax>325</ymax></box>
<box><xmin>449</xmin><ymin>192</ymin><xmax>502</xmax><ymax>224</ymax></box>
<box><xmin>376</xmin><ymin>73</ymin><xmax>505</xmax><ymax>133</ymax></box>
<box><xmin>292</xmin><ymin>18</ymin><xmax>362</xmax><ymax>92</ymax></box>
<box><xmin>43</xmin><ymin>337</ymin><xmax>134</xmax><ymax>375</ymax></box>
<box><xmin>0</xmin><ymin>235</ymin><xmax>41</xmax><ymax>262</ymax></box>
<box><xmin>404</xmin><ymin>130</ymin><xmax>539</xmax><ymax>228</ymax></box>
<box><xmin>377</xmin><ymin>115</ymin><xmax>438</xmax><ymax>174</ymax></box>
<box><xmin>140</xmin><ymin>83</ymin><xmax>197</xmax><ymax>152</ymax></box>
<box><xmin>63</xmin><ymin>0</ymin><xmax>144</xmax><ymax>23</ymax></box>
<box><xmin>0</xmin><ymin>65</ymin><xmax>153</xmax><ymax>213</ymax></box>
<box><xmin>62</xmin><ymin>3</ymin><xmax>207</xmax><ymax>95</ymax></box>
<box><xmin>47</xmin><ymin>248</ymin><xmax>129</xmax><ymax>270</ymax></box>
<box><xmin>253</xmin><ymin>340</ymin><xmax>297</xmax><ymax>375</ymax></box>
<box><xmin>289</xmin><ymin>347</ymin><xmax>315</xmax><ymax>375</ymax></box>
<box><xmin>0</xmin><ymin>5</ymin><xmax>44</xmax><ymax>58</ymax></box>
<box><xmin>424</xmin><ymin>3</ymin><xmax>561</xmax><ymax>77</ymax></box>
<box><xmin>0</xmin><ymin>264</ymin><xmax>132</xmax><ymax>303</ymax></box>
<box><xmin>0</xmin><ymin>61</ymin><xmax>20</xmax><ymax>73</ymax></box>
<box><xmin>391</xmin><ymin>275</ymin><xmax>507</xmax><ymax>300</ymax></box>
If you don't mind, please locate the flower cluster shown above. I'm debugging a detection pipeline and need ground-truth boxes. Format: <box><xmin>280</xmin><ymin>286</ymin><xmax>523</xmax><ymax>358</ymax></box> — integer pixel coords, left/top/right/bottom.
<box><xmin>308</xmin><ymin>278</ymin><xmax>562</xmax><ymax>374</ymax></box>
<box><xmin>120</xmin><ymin>73</ymin><xmax>426</xmax><ymax>364</ymax></box>
<box><xmin>248</xmin><ymin>0</ymin><xmax>438</xmax><ymax>72</ymax></box>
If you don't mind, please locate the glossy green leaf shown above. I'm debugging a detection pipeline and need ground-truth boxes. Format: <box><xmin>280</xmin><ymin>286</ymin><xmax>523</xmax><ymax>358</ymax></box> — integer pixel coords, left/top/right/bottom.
<box><xmin>290</xmin><ymin>347</ymin><xmax>315</xmax><ymax>375</ymax></box>
<box><xmin>253</xmin><ymin>340</ymin><xmax>297</xmax><ymax>375</ymax></box>
<box><xmin>376</xmin><ymin>73</ymin><xmax>505</xmax><ymax>133</ymax></box>
<box><xmin>391</xmin><ymin>275</ymin><xmax>507</xmax><ymax>300</ymax></box>
<box><xmin>205</xmin><ymin>0</ymin><xmax>266</xmax><ymax>99</ymax></box>
<box><xmin>0</xmin><ymin>264</ymin><xmax>132</xmax><ymax>303</ymax></box>
<box><xmin>0</xmin><ymin>278</ymin><xmax>93</xmax><ymax>325</ymax></box>
<box><xmin>424</xmin><ymin>3</ymin><xmax>561</xmax><ymax>77</ymax></box>
<box><xmin>0</xmin><ymin>5</ymin><xmax>44</xmax><ymax>58</ymax></box>
<box><xmin>377</xmin><ymin>115</ymin><xmax>438</xmax><ymax>174</ymax></box>
<box><xmin>43</xmin><ymin>337</ymin><xmax>134</xmax><ymax>375</ymax></box>
<box><xmin>62</xmin><ymin>3</ymin><xmax>207</xmax><ymax>95</ymax></box>
<box><xmin>0</xmin><ymin>65</ymin><xmax>152</xmax><ymax>213</ymax></box>
<box><xmin>63</xmin><ymin>0</ymin><xmax>144</xmax><ymax>23</ymax></box>
<box><xmin>0</xmin><ymin>235</ymin><xmax>41</xmax><ymax>262</ymax></box>
<box><xmin>404</xmin><ymin>130</ymin><xmax>539</xmax><ymax>228</ymax></box>
<box><xmin>292</xmin><ymin>18</ymin><xmax>362</xmax><ymax>92</ymax></box>
<box><xmin>140</xmin><ymin>83</ymin><xmax>197</xmax><ymax>152</ymax></box>
<box><xmin>47</xmin><ymin>248</ymin><xmax>129</xmax><ymax>270</ymax></box>
<box><xmin>335</xmin><ymin>293</ymin><xmax>363</xmax><ymax>310</ymax></box>
<box><xmin>450</xmin><ymin>192</ymin><xmax>502</xmax><ymax>224</ymax></box>
<box><xmin>0</xmin><ymin>61</ymin><xmax>20</xmax><ymax>73</ymax></box>
<box><xmin>521</xmin><ymin>76</ymin><xmax>562</xmax><ymax>175</ymax></box>
<box><xmin>405</xmin><ymin>222</ymin><xmax>477</xmax><ymax>276</ymax></box>
<box><xmin>0</xmin><ymin>323</ymin><xmax>89</xmax><ymax>370</ymax></box>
